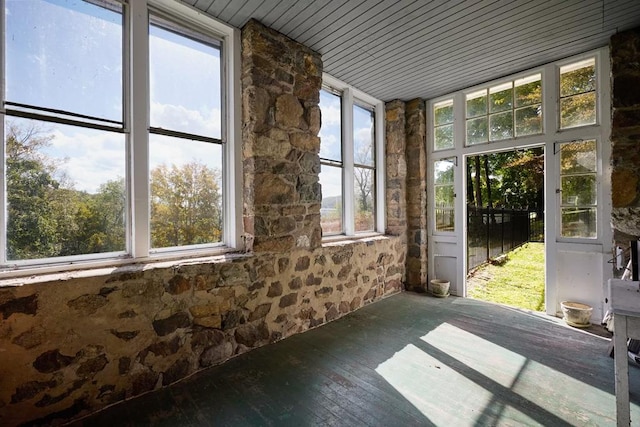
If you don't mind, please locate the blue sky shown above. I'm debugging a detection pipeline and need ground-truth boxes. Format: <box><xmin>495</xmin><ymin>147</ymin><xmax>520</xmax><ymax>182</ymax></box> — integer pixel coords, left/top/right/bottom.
<box><xmin>5</xmin><ymin>0</ymin><xmax>222</xmax><ymax>193</ymax></box>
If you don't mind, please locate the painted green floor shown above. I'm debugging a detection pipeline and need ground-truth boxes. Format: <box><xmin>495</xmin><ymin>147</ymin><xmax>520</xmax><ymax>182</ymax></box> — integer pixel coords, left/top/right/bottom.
<box><xmin>72</xmin><ymin>293</ymin><xmax>640</xmax><ymax>426</ymax></box>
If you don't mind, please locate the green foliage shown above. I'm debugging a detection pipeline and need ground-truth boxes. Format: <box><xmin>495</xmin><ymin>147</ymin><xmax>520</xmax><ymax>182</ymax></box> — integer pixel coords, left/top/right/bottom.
<box><xmin>4</xmin><ymin>120</ymin><xmax>223</xmax><ymax>261</ymax></box>
<box><xmin>468</xmin><ymin>243</ymin><xmax>545</xmax><ymax>311</ymax></box>
<box><xmin>150</xmin><ymin>161</ymin><xmax>222</xmax><ymax>248</ymax></box>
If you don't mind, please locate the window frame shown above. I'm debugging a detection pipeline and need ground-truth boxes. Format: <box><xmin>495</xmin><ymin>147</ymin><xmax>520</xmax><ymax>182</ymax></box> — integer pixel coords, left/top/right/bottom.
<box><xmin>0</xmin><ymin>0</ymin><xmax>241</xmax><ymax>276</ymax></box>
<box><xmin>321</xmin><ymin>73</ymin><xmax>385</xmax><ymax>239</ymax></box>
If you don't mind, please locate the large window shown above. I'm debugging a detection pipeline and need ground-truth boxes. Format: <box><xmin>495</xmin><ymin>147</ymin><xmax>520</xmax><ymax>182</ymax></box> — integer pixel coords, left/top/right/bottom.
<box><xmin>434</xmin><ymin>158</ymin><xmax>456</xmax><ymax>232</ymax></box>
<box><xmin>319</xmin><ymin>76</ymin><xmax>384</xmax><ymax>237</ymax></box>
<box><xmin>1</xmin><ymin>0</ymin><xmax>238</xmax><ymax>271</ymax></box>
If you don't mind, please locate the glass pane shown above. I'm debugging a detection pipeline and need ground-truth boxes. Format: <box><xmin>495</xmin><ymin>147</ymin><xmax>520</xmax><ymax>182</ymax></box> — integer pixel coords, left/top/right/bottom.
<box><xmin>562</xmin><ymin>176</ymin><xmax>597</xmax><ymax>205</ymax></box>
<box><xmin>5</xmin><ymin>0</ymin><xmax>123</xmax><ymax>122</ymax></box>
<box><xmin>435</xmin><ymin>185</ymin><xmax>455</xmax><ymax>232</ymax></box>
<box><xmin>466</xmin><ymin>90</ymin><xmax>487</xmax><ymax>118</ymax></box>
<box><xmin>560</xmin><ymin>92</ymin><xmax>596</xmax><ymax>129</ymax></box>
<box><xmin>560</xmin><ymin>140</ymin><xmax>596</xmax><ymax>174</ymax></box>
<box><xmin>466</xmin><ymin>117</ymin><xmax>488</xmax><ymax>145</ymax></box>
<box><xmin>435</xmin><ymin>124</ymin><xmax>454</xmax><ymax>150</ymax></box>
<box><xmin>489</xmin><ymin>83</ymin><xmax>513</xmax><ymax>113</ymax></box>
<box><xmin>561</xmin><ymin>207</ymin><xmax>596</xmax><ymax>238</ymax></box>
<box><xmin>320</xmin><ymin>164</ymin><xmax>343</xmax><ymax>235</ymax></box>
<box><xmin>319</xmin><ymin>89</ymin><xmax>342</xmax><ymax>161</ymax></box>
<box><xmin>515</xmin><ymin>75</ymin><xmax>542</xmax><ymax>107</ymax></box>
<box><xmin>560</xmin><ymin>59</ymin><xmax>596</xmax><ymax>97</ymax></box>
<box><xmin>489</xmin><ymin>111</ymin><xmax>513</xmax><ymax>141</ymax></box>
<box><xmin>353</xmin><ymin>104</ymin><xmax>374</xmax><ymax>167</ymax></box>
<box><xmin>150</xmin><ymin>135</ymin><xmax>223</xmax><ymax>248</ymax></box>
<box><xmin>150</xmin><ymin>20</ymin><xmax>221</xmax><ymax>138</ymax></box>
<box><xmin>434</xmin><ymin>159</ymin><xmax>455</xmax><ymax>185</ymax></box>
<box><xmin>434</xmin><ymin>100</ymin><xmax>454</xmax><ymax>125</ymax></box>
<box><xmin>434</xmin><ymin>159</ymin><xmax>455</xmax><ymax>232</ymax></box>
<box><xmin>354</xmin><ymin>167</ymin><xmax>375</xmax><ymax>232</ymax></box>
<box><xmin>5</xmin><ymin>117</ymin><xmax>126</xmax><ymax>260</ymax></box>
<box><xmin>515</xmin><ymin>105</ymin><xmax>542</xmax><ymax>136</ymax></box>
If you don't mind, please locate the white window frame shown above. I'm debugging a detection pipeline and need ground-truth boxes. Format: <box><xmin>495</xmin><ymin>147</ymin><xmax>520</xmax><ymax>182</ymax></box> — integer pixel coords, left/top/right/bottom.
<box><xmin>322</xmin><ymin>73</ymin><xmax>385</xmax><ymax>238</ymax></box>
<box><xmin>0</xmin><ymin>0</ymin><xmax>241</xmax><ymax>276</ymax></box>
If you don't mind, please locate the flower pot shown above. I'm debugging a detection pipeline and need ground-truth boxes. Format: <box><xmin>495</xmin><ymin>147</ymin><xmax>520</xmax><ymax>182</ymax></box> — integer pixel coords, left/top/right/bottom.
<box><xmin>561</xmin><ymin>301</ymin><xmax>592</xmax><ymax>327</ymax></box>
<box><xmin>430</xmin><ymin>279</ymin><xmax>450</xmax><ymax>298</ymax></box>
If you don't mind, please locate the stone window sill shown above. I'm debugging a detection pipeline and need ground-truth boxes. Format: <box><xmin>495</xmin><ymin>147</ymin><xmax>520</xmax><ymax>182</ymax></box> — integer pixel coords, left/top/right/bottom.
<box><xmin>0</xmin><ymin>248</ymin><xmax>251</xmax><ymax>288</ymax></box>
<box><xmin>321</xmin><ymin>233</ymin><xmax>392</xmax><ymax>247</ymax></box>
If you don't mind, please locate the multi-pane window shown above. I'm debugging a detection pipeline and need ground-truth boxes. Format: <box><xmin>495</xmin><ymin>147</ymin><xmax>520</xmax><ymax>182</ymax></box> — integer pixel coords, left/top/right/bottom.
<box><xmin>466</xmin><ymin>74</ymin><xmax>542</xmax><ymax>145</ymax></box>
<box><xmin>3</xmin><ymin>0</ymin><xmax>126</xmax><ymax>261</ymax></box>
<box><xmin>353</xmin><ymin>104</ymin><xmax>375</xmax><ymax>232</ymax></box>
<box><xmin>559</xmin><ymin>140</ymin><xmax>597</xmax><ymax>238</ymax></box>
<box><xmin>434</xmin><ymin>99</ymin><xmax>454</xmax><ymax>150</ymax></box>
<box><xmin>149</xmin><ymin>16</ymin><xmax>223</xmax><ymax>250</ymax></box>
<box><xmin>1</xmin><ymin>0</ymin><xmax>234</xmax><ymax>269</ymax></box>
<box><xmin>319</xmin><ymin>89</ymin><xmax>343</xmax><ymax>234</ymax></box>
<box><xmin>434</xmin><ymin>158</ymin><xmax>456</xmax><ymax>232</ymax></box>
<box><xmin>319</xmin><ymin>79</ymin><xmax>382</xmax><ymax>237</ymax></box>
<box><xmin>560</xmin><ymin>58</ymin><xmax>596</xmax><ymax>129</ymax></box>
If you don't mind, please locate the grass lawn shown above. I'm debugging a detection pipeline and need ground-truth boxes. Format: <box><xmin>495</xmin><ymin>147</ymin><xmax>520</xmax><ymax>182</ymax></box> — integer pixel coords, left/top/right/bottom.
<box><xmin>467</xmin><ymin>242</ymin><xmax>545</xmax><ymax>311</ymax></box>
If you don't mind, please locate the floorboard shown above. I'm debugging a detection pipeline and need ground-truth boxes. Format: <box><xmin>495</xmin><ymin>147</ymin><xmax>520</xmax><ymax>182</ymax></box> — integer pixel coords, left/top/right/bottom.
<box><xmin>70</xmin><ymin>293</ymin><xmax>640</xmax><ymax>426</ymax></box>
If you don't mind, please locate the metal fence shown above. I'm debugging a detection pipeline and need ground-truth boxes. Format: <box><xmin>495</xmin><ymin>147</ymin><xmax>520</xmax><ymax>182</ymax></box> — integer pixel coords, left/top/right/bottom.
<box><xmin>467</xmin><ymin>207</ymin><xmax>543</xmax><ymax>271</ymax></box>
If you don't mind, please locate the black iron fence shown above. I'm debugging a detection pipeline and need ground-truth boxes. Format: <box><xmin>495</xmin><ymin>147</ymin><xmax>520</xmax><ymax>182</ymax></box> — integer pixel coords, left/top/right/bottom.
<box><xmin>467</xmin><ymin>207</ymin><xmax>544</xmax><ymax>271</ymax></box>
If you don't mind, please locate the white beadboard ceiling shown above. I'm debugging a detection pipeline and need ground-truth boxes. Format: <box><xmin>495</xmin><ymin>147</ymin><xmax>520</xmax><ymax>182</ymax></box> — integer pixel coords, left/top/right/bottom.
<box><xmin>180</xmin><ymin>0</ymin><xmax>640</xmax><ymax>102</ymax></box>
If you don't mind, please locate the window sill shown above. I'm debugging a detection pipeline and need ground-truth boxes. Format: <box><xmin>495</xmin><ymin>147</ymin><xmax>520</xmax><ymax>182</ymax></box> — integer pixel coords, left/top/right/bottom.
<box><xmin>0</xmin><ymin>247</ymin><xmax>250</xmax><ymax>287</ymax></box>
<box><xmin>321</xmin><ymin>232</ymin><xmax>391</xmax><ymax>247</ymax></box>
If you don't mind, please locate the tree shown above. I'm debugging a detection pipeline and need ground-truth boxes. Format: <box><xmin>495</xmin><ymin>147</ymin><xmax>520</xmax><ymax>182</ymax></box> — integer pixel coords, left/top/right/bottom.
<box><xmin>353</xmin><ymin>143</ymin><xmax>374</xmax><ymax>231</ymax></box>
<box><xmin>150</xmin><ymin>161</ymin><xmax>222</xmax><ymax>248</ymax></box>
<box><xmin>5</xmin><ymin>121</ymin><xmax>60</xmax><ymax>260</ymax></box>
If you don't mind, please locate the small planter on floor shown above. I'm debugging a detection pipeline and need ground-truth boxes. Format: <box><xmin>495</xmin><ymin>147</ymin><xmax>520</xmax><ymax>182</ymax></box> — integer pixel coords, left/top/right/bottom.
<box><xmin>561</xmin><ymin>301</ymin><xmax>592</xmax><ymax>327</ymax></box>
<box><xmin>430</xmin><ymin>279</ymin><xmax>450</xmax><ymax>298</ymax></box>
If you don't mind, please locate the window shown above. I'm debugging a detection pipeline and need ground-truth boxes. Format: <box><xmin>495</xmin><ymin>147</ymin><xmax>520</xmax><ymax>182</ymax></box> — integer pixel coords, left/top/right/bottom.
<box><xmin>559</xmin><ymin>58</ymin><xmax>596</xmax><ymax>129</ymax></box>
<box><xmin>434</xmin><ymin>99</ymin><xmax>454</xmax><ymax>150</ymax></box>
<box><xmin>353</xmin><ymin>103</ymin><xmax>375</xmax><ymax>232</ymax></box>
<box><xmin>1</xmin><ymin>0</ymin><xmax>238</xmax><ymax>271</ymax></box>
<box><xmin>465</xmin><ymin>74</ymin><xmax>542</xmax><ymax>145</ymax></box>
<box><xmin>319</xmin><ymin>89</ymin><xmax>343</xmax><ymax>234</ymax></box>
<box><xmin>434</xmin><ymin>158</ymin><xmax>456</xmax><ymax>232</ymax></box>
<box><xmin>319</xmin><ymin>76</ymin><xmax>384</xmax><ymax>237</ymax></box>
<box><xmin>149</xmin><ymin>15</ymin><xmax>223</xmax><ymax>251</ymax></box>
<box><xmin>559</xmin><ymin>140</ymin><xmax>597</xmax><ymax>238</ymax></box>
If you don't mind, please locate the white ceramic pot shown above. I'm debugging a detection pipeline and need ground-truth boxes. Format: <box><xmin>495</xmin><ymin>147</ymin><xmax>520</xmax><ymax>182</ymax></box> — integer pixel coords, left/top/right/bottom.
<box><xmin>561</xmin><ymin>301</ymin><xmax>592</xmax><ymax>327</ymax></box>
<box><xmin>430</xmin><ymin>279</ymin><xmax>450</xmax><ymax>298</ymax></box>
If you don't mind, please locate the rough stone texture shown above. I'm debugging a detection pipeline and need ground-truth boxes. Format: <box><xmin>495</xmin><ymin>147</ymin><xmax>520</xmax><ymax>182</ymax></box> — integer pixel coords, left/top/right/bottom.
<box><xmin>404</xmin><ymin>99</ymin><xmax>428</xmax><ymax>291</ymax></box>
<box><xmin>242</xmin><ymin>19</ymin><xmax>323</xmax><ymax>254</ymax></box>
<box><xmin>385</xmin><ymin>100</ymin><xmax>408</xmax><ymax>241</ymax></box>
<box><xmin>610</xmin><ymin>27</ymin><xmax>640</xmax><ymax>256</ymax></box>
<box><xmin>0</xmin><ymin>19</ymin><xmax>407</xmax><ymax>427</ymax></box>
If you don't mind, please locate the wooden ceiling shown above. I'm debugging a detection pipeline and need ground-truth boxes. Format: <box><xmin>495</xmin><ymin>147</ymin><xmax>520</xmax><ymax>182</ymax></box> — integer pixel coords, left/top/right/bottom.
<box><xmin>180</xmin><ymin>0</ymin><xmax>640</xmax><ymax>101</ymax></box>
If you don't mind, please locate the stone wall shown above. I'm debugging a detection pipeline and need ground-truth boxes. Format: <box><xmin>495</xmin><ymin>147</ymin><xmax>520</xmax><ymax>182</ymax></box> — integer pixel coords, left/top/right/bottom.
<box><xmin>404</xmin><ymin>99</ymin><xmax>428</xmax><ymax>291</ymax></box>
<box><xmin>611</xmin><ymin>27</ymin><xmax>640</xmax><ymax>249</ymax></box>
<box><xmin>0</xmin><ymin>19</ymin><xmax>406</xmax><ymax>426</ymax></box>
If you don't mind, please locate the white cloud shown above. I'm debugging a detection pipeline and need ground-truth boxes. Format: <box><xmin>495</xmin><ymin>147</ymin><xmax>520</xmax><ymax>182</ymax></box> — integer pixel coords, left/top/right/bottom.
<box><xmin>321</xmin><ymin>103</ymin><xmax>341</xmax><ymax>126</ymax></box>
<box><xmin>150</xmin><ymin>102</ymin><xmax>221</xmax><ymax>138</ymax></box>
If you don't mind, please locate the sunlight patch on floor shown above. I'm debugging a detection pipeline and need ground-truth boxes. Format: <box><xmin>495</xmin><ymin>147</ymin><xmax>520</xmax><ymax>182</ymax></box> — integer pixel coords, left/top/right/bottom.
<box><xmin>376</xmin><ymin>322</ymin><xmax>633</xmax><ymax>425</ymax></box>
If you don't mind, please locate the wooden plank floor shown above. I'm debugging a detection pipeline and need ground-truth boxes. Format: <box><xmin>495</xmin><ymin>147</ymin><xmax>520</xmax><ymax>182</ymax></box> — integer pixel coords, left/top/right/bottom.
<box><xmin>71</xmin><ymin>293</ymin><xmax>640</xmax><ymax>426</ymax></box>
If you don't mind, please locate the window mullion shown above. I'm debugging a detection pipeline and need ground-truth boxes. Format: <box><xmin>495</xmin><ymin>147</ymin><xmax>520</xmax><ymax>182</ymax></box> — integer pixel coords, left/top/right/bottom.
<box><xmin>342</xmin><ymin>88</ymin><xmax>355</xmax><ymax>236</ymax></box>
<box><xmin>129</xmin><ymin>0</ymin><xmax>150</xmax><ymax>257</ymax></box>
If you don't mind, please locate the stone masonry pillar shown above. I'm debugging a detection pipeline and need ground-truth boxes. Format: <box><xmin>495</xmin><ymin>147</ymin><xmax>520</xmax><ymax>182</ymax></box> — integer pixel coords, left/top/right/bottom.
<box><xmin>241</xmin><ymin>19</ymin><xmax>323</xmax><ymax>253</ymax></box>
<box><xmin>405</xmin><ymin>99</ymin><xmax>428</xmax><ymax>291</ymax></box>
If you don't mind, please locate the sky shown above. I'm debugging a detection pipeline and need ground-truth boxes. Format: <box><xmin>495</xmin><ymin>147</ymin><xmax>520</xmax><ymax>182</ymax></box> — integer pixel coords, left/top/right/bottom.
<box><xmin>318</xmin><ymin>89</ymin><xmax>374</xmax><ymax>201</ymax></box>
<box><xmin>5</xmin><ymin>0</ymin><xmax>222</xmax><ymax>193</ymax></box>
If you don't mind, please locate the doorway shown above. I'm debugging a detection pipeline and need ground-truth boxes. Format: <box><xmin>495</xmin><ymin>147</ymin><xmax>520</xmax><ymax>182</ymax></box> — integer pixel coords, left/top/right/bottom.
<box><xmin>465</xmin><ymin>147</ymin><xmax>545</xmax><ymax>311</ymax></box>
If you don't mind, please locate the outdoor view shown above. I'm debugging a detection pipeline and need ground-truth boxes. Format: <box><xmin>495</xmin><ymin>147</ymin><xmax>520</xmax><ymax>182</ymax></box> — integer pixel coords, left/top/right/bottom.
<box><xmin>466</xmin><ymin>148</ymin><xmax>545</xmax><ymax>311</ymax></box>
<box><xmin>3</xmin><ymin>0</ymin><xmax>223</xmax><ymax>262</ymax></box>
